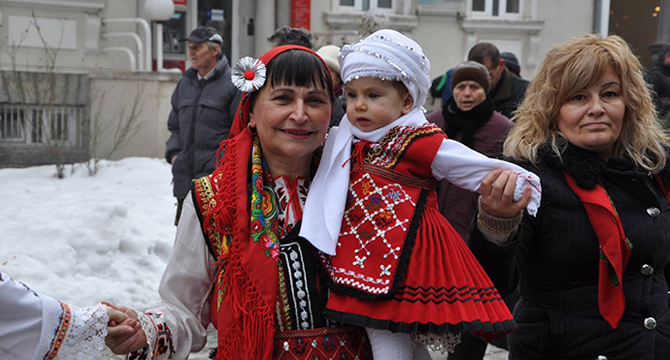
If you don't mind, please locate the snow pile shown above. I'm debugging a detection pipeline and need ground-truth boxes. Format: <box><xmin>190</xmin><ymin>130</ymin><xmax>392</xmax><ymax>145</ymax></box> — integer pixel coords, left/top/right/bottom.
<box><xmin>0</xmin><ymin>158</ymin><xmax>177</xmax><ymax>309</ymax></box>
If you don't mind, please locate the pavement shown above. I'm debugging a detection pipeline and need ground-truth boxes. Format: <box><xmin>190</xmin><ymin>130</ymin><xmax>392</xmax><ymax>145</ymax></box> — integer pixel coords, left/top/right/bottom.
<box><xmin>190</xmin><ymin>326</ymin><xmax>509</xmax><ymax>360</ymax></box>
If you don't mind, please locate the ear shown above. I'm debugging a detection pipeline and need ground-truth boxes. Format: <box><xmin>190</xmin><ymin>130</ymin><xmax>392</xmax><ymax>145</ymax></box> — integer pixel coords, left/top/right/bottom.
<box><xmin>498</xmin><ymin>59</ymin><xmax>505</xmax><ymax>70</ymax></box>
<box><xmin>401</xmin><ymin>91</ymin><xmax>414</xmax><ymax>115</ymax></box>
<box><xmin>248</xmin><ymin>111</ymin><xmax>256</xmax><ymax>127</ymax></box>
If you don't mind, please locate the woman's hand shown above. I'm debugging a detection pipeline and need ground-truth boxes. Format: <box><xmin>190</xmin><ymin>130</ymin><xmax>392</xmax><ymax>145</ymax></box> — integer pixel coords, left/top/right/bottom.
<box><xmin>480</xmin><ymin>168</ymin><xmax>531</xmax><ymax>218</ymax></box>
<box><xmin>104</xmin><ymin>302</ymin><xmax>148</xmax><ymax>354</ymax></box>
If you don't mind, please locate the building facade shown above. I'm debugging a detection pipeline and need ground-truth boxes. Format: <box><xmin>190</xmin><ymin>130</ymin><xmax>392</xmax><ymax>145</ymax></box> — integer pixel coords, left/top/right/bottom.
<box><xmin>0</xmin><ymin>0</ymin><xmax>663</xmax><ymax>166</ymax></box>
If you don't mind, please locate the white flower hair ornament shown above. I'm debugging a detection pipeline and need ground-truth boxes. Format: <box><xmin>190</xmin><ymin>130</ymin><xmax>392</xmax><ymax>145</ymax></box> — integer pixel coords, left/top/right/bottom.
<box><xmin>231</xmin><ymin>56</ymin><xmax>267</xmax><ymax>93</ymax></box>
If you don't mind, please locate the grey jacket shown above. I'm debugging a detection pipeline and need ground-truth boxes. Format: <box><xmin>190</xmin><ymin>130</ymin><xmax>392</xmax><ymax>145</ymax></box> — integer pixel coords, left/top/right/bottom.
<box><xmin>165</xmin><ymin>57</ymin><xmax>239</xmax><ymax>199</ymax></box>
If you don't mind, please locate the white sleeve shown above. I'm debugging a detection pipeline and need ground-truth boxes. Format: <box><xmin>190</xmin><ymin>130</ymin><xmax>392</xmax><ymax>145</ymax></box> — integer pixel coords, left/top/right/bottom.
<box><xmin>430</xmin><ymin>139</ymin><xmax>542</xmax><ymax>216</ymax></box>
<box><xmin>0</xmin><ymin>272</ymin><xmax>110</xmax><ymax>360</ymax></box>
<box><xmin>131</xmin><ymin>194</ymin><xmax>217</xmax><ymax>360</ymax></box>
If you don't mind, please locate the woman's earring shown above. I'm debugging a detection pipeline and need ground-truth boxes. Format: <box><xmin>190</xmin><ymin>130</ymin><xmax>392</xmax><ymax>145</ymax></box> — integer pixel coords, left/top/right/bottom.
<box><xmin>247</xmin><ymin>122</ymin><xmax>257</xmax><ymax>135</ymax></box>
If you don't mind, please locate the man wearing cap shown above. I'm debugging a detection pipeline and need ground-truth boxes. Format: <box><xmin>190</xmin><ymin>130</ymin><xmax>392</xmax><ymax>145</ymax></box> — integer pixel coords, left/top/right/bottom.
<box><xmin>165</xmin><ymin>26</ymin><xmax>239</xmax><ymax>225</ymax></box>
<box><xmin>468</xmin><ymin>42</ymin><xmax>528</xmax><ymax>120</ymax></box>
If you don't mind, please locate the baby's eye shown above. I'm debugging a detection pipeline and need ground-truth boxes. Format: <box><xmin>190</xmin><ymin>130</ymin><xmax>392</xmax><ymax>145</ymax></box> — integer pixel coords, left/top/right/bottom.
<box><xmin>346</xmin><ymin>92</ymin><xmax>356</xmax><ymax>99</ymax></box>
<box><xmin>368</xmin><ymin>93</ymin><xmax>379</xmax><ymax>98</ymax></box>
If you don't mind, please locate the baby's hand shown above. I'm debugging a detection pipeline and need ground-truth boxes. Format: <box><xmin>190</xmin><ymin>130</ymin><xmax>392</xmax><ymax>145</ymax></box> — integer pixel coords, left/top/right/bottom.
<box><xmin>480</xmin><ymin>168</ymin><xmax>531</xmax><ymax>218</ymax></box>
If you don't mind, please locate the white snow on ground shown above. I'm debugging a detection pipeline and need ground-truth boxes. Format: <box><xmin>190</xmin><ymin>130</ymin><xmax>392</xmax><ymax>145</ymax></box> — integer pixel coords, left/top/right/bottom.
<box><xmin>0</xmin><ymin>158</ymin><xmax>176</xmax><ymax>310</ymax></box>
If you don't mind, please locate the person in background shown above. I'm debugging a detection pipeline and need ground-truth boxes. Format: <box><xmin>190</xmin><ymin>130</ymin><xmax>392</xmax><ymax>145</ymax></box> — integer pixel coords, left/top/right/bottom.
<box><xmin>501</xmin><ymin>52</ymin><xmax>521</xmax><ymax>78</ymax></box>
<box><xmin>426</xmin><ymin>61</ymin><xmax>514</xmax><ymax>360</ymax></box>
<box><xmin>105</xmin><ymin>45</ymin><xmax>375</xmax><ymax>360</ymax></box>
<box><xmin>165</xmin><ymin>26</ymin><xmax>239</xmax><ymax>226</ymax></box>
<box><xmin>645</xmin><ymin>43</ymin><xmax>670</xmax><ymax>121</ymax></box>
<box><xmin>468</xmin><ymin>42</ymin><xmax>528</xmax><ymax>120</ymax></box>
<box><xmin>470</xmin><ymin>34</ymin><xmax>670</xmax><ymax>359</ymax></box>
<box><xmin>0</xmin><ymin>270</ymin><xmax>134</xmax><ymax>360</ymax></box>
<box><xmin>317</xmin><ymin>44</ymin><xmax>346</xmax><ymax>127</ymax></box>
<box><xmin>268</xmin><ymin>26</ymin><xmax>314</xmax><ymax>49</ymax></box>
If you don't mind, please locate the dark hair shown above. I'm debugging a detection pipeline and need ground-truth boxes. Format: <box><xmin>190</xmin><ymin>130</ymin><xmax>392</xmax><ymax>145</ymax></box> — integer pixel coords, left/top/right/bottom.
<box><xmin>268</xmin><ymin>26</ymin><xmax>313</xmax><ymax>49</ymax></box>
<box><xmin>468</xmin><ymin>42</ymin><xmax>501</xmax><ymax>65</ymax></box>
<box><xmin>249</xmin><ymin>49</ymin><xmax>335</xmax><ymax>109</ymax></box>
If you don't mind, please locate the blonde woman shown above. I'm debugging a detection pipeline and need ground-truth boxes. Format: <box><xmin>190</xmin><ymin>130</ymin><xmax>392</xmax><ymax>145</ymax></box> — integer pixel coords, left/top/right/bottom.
<box><xmin>471</xmin><ymin>34</ymin><xmax>670</xmax><ymax>359</ymax></box>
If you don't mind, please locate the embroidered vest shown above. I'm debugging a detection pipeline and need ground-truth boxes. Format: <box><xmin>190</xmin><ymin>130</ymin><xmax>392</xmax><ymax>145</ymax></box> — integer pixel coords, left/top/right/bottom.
<box><xmin>320</xmin><ymin>124</ymin><xmax>445</xmax><ymax>298</ymax></box>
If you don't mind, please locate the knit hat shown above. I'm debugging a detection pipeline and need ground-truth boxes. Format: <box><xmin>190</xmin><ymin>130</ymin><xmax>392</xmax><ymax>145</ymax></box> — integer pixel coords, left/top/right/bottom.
<box><xmin>450</xmin><ymin>61</ymin><xmax>490</xmax><ymax>93</ymax></box>
<box><xmin>501</xmin><ymin>52</ymin><xmax>521</xmax><ymax>76</ymax></box>
<box><xmin>317</xmin><ymin>45</ymin><xmax>341</xmax><ymax>75</ymax></box>
<box><xmin>339</xmin><ymin>29</ymin><xmax>431</xmax><ymax>109</ymax></box>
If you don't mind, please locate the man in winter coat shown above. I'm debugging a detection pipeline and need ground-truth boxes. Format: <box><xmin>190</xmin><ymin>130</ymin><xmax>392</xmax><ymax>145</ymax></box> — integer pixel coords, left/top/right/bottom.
<box><xmin>165</xmin><ymin>26</ymin><xmax>239</xmax><ymax>225</ymax></box>
<box><xmin>468</xmin><ymin>42</ymin><xmax>528</xmax><ymax>120</ymax></box>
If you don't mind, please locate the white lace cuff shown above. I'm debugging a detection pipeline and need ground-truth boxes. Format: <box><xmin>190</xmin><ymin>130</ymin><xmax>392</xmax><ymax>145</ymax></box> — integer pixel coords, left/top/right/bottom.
<box><xmin>56</xmin><ymin>303</ymin><xmax>109</xmax><ymax>360</ymax></box>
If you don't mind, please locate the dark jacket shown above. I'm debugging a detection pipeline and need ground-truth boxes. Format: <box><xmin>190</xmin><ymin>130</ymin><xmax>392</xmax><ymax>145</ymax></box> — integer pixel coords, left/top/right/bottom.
<box><xmin>469</xmin><ymin>145</ymin><xmax>670</xmax><ymax>359</ymax></box>
<box><xmin>165</xmin><ymin>57</ymin><xmax>239</xmax><ymax>199</ymax></box>
<box><xmin>426</xmin><ymin>108</ymin><xmax>512</xmax><ymax>239</ymax></box>
<box><xmin>489</xmin><ymin>67</ymin><xmax>528</xmax><ymax>120</ymax></box>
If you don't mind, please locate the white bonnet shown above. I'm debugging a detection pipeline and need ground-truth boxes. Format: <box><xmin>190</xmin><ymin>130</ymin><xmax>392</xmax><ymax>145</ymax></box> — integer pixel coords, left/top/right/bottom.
<box><xmin>338</xmin><ymin>29</ymin><xmax>431</xmax><ymax>109</ymax></box>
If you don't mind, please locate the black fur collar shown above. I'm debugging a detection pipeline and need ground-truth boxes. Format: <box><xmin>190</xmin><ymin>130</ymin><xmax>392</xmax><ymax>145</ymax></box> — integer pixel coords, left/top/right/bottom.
<box><xmin>537</xmin><ymin>143</ymin><xmax>670</xmax><ymax>189</ymax></box>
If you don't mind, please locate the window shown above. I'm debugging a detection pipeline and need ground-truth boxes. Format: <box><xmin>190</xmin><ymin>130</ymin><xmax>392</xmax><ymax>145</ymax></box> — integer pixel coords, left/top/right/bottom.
<box><xmin>0</xmin><ymin>104</ymin><xmax>83</xmax><ymax>146</ymax></box>
<box><xmin>339</xmin><ymin>0</ymin><xmax>395</xmax><ymax>12</ymax></box>
<box><xmin>0</xmin><ymin>107</ymin><xmax>25</xmax><ymax>141</ymax></box>
<box><xmin>470</xmin><ymin>0</ymin><xmax>522</xmax><ymax>17</ymax></box>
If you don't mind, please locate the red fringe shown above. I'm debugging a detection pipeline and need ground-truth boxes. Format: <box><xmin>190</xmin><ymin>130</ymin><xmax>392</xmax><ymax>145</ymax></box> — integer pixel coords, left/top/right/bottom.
<box><xmin>204</xmin><ymin>133</ymin><xmax>276</xmax><ymax>360</ymax></box>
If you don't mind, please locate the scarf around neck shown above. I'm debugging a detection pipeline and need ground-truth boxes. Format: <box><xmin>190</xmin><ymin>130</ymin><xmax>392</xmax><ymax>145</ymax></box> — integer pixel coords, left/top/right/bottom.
<box><xmin>299</xmin><ymin>107</ymin><xmax>428</xmax><ymax>255</ymax></box>
<box><xmin>442</xmin><ymin>96</ymin><xmax>494</xmax><ymax>149</ymax></box>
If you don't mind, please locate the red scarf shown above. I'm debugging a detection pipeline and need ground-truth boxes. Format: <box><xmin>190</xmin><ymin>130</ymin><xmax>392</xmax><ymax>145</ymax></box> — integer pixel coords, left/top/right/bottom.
<box><xmin>564</xmin><ymin>171</ymin><xmax>670</xmax><ymax>329</ymax></box>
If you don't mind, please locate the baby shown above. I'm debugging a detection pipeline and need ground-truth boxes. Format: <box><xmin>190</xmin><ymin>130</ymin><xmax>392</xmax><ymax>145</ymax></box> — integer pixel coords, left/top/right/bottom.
<box><xmin>301</xmin><ymin>29</ymin><xmax>541</xmax><ymax>359</ymax></box>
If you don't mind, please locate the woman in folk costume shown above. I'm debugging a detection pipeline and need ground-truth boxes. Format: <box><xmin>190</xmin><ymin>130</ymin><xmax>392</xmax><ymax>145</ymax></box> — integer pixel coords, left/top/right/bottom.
<box><xmin>299</xmin><ymin>29</ymin><xmax>542</xmax><ymax>359</ymax></box>
<box><xmin>470</xmin><ymin>35</ymin><xmax>670</xmax><ymax>359</ymax></box>
<box><xmin>105</xmin><ymin>45</ymin><xmax>373</xmax><ymax>359</ymax></box>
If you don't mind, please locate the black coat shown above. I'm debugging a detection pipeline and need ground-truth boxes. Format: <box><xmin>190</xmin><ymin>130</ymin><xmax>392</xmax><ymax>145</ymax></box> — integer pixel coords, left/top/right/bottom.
<box><xmin>165</xmin><ymin>57</ymin><xmax>239</xmax><ymax>199</ymax></box>
<box><xmin>469</xmin><ymin>145</ymin><xmax>670</xmax><ymax>360</ymax></box>
<box><xmin>489</xmin><ymin>67</ymin><xmax>528</xmax><ymax>120</ymax></box>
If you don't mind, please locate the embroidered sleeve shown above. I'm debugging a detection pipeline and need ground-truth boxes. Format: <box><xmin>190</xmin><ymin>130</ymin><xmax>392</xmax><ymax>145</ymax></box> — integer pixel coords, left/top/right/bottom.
<box><xmin>431</xmin><ymin>138</ymin><xmax>542</xmax><ymax>216</ymax></box>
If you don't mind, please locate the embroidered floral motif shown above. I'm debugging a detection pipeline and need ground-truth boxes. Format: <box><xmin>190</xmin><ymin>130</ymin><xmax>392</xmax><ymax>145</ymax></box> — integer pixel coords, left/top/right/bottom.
<box><xmin>144</xmin><ymin>312</ymin><xmax>175</xmax><ymax>359</ymax></box>
<box><xmin>250</xmin><ymin>137</ymin><xmax>281</xmax><ymax>262</ymax></box>
<box><xmin>249</xmin><ymin>137</ymin><xmax>310</xmax><ymax>263</ymax></box>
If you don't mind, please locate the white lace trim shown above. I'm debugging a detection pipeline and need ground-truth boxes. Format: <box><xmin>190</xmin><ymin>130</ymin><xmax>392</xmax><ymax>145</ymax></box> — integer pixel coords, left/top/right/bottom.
<box><xmin>137</xmin><ymin>310</ymin><xmax>157</xmax><ymax>359</ymax></box>
<box><xmin>413</xmin><ymin>332</ymin><xmax>462</xmax><ymax>354</ymax></box>
<box><xmin>55</xmin><ymin>303</ymin><xmax>109</xmax><ymax>359</ymax></box>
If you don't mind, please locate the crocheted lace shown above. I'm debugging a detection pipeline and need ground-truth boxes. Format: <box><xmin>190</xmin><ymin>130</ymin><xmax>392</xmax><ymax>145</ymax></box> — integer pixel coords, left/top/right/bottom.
<box><xmin>56</xmin><ymin>303</ymin><xmax>109</xmax><ymax>359</ymax></box>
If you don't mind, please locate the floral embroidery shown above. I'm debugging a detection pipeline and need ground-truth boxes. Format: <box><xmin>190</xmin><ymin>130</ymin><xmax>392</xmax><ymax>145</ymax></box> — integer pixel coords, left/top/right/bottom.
<box><xmin>146</xmin><ymin>312</ymin><xmax>175</xmax><ymax>359</ymax></box>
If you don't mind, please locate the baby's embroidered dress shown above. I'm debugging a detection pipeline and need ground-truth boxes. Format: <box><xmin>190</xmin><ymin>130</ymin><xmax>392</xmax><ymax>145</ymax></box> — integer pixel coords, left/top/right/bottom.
<box><xmin>318</xmin><ymin>122</ymin><xmax>518</xmax><ymax>342</ymax></box>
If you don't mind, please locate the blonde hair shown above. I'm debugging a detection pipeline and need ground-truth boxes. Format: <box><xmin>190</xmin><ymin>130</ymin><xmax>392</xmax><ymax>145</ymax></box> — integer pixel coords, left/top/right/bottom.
<box><xmin>504</xmin><ymin>34</ymin><xmax>669</xmax><ymax>172</ymax></box>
